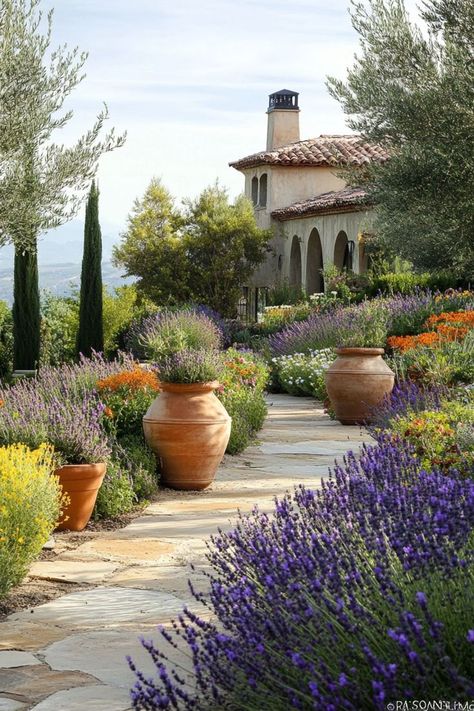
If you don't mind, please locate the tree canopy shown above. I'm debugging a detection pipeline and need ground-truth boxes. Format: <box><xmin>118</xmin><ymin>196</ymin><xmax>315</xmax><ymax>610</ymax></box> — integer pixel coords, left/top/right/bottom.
<box><xmin>0</xmin><ymin>0</ymin><xmax>125</xmax><ymax>250</ymax></box>
<box><xmin>113</xmin><ymin>181</ymin><xmax>271</xmax><ymax>317</ymax></box>
<box><xmin>327</xmin><ymin>0</ymin><xmax>474</xmax><ymax>277</ymax></box>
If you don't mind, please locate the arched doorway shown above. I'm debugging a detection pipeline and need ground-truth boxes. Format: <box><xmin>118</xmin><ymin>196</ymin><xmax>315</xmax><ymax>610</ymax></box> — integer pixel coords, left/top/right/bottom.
<box><xmin>334</xmin><ymin>231</ymin><xmax>348</xmax><ymax>270</ymax></box>
<box><xmin>289</xmin><ymin>235</ymin><xmax>302</xmax><ymax>287</ymax></box>
<box><xmin>306</xmin><ymin>228</ymin><xmax>324</xmax><ymax>293</ymax></box>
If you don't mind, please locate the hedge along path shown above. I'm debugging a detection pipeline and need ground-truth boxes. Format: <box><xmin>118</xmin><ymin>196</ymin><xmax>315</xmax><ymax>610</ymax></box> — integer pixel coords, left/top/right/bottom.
<box><xmin>0</xmin><ymin>394</ymin><xmax>370</xmax><ymax>710</ymax></box>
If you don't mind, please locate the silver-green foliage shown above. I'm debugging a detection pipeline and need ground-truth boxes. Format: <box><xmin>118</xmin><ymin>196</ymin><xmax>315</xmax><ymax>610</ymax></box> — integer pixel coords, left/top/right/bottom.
<box><xmin>0</xmin><ymin>0</ymin><xmax>125</xmax><ymax>249</ymax></box>
<box><xmin>327</xmin><ymin>0</ymin><xmax>474</xmax><ymax>277</ymax></box>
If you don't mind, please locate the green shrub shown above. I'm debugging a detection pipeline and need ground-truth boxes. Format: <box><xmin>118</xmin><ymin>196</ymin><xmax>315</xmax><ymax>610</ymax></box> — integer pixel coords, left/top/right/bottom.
<box><xmin>103</xmin><ymin>285</ymin><xmax>158</xmax><ymax>358</ymax></box>
<box><xmin>217</xmin><ymin>349</ymin><xmax>269</xmax><ymax>454</ymax></box>
<box><xmin>387</xmin><ymin>399</ymin><xmax>474</xmax><ymax>476</ymax></box>
<box><xmin>0</xmin><ymin>300</ymin><xmax>13</xmax><ymax>379</ymax></box>
<box><xmin>116</xmin><ymin>434</ymin><xmax>158</xmax><ymax>500</ymax></box>
<box><xmin>220</xmin><ymin>386</ymin><xmax>267</xmax><ymax>454</ymax></box>
<box><xmin>40</xmin><ymin>291</ymin><xmax>79</xmax><ymax>366</ymax></box>
<box><xmin>259</xmin><ymin>303</ymin><xmax>312</xmax><ymax>334</ymax></box>
<box><xmin>0</xmin><ymin>444</ymin><xmax>65</xmax><ymax>598</ymax></box>
<box><xmin>365</xmin><ymin>270</ymin><xmax>463</xmax><ymax>297</ymax></box>
<box><xmin>94</xmin><ymin>459</ymin><xmax>135</xmax><ymax>519</ymax></box>
<box><xmin>266</xmin><ymin>280</ymin><xmax>306</xmax><ymax>306</ymax></box>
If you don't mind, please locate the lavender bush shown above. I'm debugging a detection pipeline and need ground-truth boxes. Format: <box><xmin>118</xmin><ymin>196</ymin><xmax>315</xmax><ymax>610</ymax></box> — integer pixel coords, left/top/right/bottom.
<box><xmin>127</xmin><ymin>308</ymin><xmax>224</xmax><ymax>360</ymax></box>
<box><xmin>155</xmin><ymin>349</ymin><xmax>222</xmax><ymax>384</ymax></box>
<box><xmin>367</xmin><ymin>380</ymin><xmax>446</xmax><ymax>434</ymax></box>
<box><xmin>0</xmin><ymin>362</ymin><xmax>113</xmax><ymax>464</ymax></box>
<box><xmin>128</xmin><ymin>439</ymin><xmax>474</xmax><ymax>709</ymax></box>
<box><xmin>269</xmin><ymin>290</ymin><xmax>474</xmax><ymax>357</ymax></box>
<box><xmin>268</xmin><ymin>300</ymin><xmax>389</xmax><ymax>355</ymax></box>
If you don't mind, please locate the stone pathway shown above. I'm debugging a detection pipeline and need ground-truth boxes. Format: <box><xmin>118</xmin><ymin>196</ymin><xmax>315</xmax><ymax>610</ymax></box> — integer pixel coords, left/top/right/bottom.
<box><xmin>0</xmin><ymin>395</ymin><xmax>370</xmax><ymax>710</ymax></box>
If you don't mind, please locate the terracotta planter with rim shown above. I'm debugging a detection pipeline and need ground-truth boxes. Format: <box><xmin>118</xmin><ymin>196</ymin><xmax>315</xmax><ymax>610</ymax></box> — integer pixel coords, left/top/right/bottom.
<box><xmin>54</xmin><ymin>463</ymin><xmax>106</xmax><ymax>531</ymax></box>
<box><xmin>324</xmin><ymin>347</ymin><xmax>394</xmax><ymax>425</ymax></box>
<box><xmin>143</xmin><ymin>381</ymin><xmax>231</xmax><ymax>491</ymax></box>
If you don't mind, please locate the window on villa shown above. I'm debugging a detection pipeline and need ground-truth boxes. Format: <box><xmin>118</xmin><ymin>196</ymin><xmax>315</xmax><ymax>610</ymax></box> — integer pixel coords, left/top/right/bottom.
<box><xmin>343</xmin><ymin>240</ymin><xmax>355</xmax><ymax>271</ymax></box>
<box><xmin>251</xmin><ymin>177</ymin><xmax>258</xmax><ymax>206</ymax></box>
<box><xmin>259</xmin><ymin>174</ymin><xmax>268</xmax><ymax>207</ymax></box>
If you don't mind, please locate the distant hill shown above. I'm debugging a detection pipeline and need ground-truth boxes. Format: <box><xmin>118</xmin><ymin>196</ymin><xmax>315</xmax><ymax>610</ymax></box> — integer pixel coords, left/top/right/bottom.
<box><xmin>0</xmin><ymin>221</ymin><xmax>135</xmax><ymax>304</ymax></box>
<box><xmin>0</xmin><ymin>262</ymin><xmax>135</xmax><ymax>305</ymax></box>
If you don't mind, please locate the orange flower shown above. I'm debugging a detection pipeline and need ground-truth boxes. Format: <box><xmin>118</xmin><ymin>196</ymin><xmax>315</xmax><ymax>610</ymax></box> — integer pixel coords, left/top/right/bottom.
<box><xmin>425</xmin><ymin>310</ymin><xmax>474</xmax><ymax>329</ymax></box>
<box><xmin>97</xmin><ymin>368</ymin><xmax>160</xmax><ymax>394</ymax></box>
<box><xmin>0</xmin><ymin>399</ymin><xmax>4</xmax><ymax>408</ymax></box>
<box><xmin>104</xmin><ymin>406</ymin><xmax>114</xmax><ymax>418</ymax></box>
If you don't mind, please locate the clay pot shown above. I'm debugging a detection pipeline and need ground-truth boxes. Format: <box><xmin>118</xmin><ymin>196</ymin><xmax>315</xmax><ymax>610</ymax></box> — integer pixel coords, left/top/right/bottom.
<box><xmin>143</xmin><ymin>381</ymin><xmax>231</xmax><ymax>491</ymax></box>
<box><xmin>54</xmin><ymin>463</ymin><xmax>106</xmax><ymax>531</ymax></box>
<box><xmin>324</xmin><ymin>348</ymin><xmax>394</xmax><ymax>425</ymax></box>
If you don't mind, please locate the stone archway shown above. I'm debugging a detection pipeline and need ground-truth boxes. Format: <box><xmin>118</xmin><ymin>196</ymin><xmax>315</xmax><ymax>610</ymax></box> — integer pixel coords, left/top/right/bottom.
<box><xmin>334</xmin><ymin>231</ymin><xmax>348</xmax><ymax>270</ymax></box>
<box><xmin>289</xmin><ymin>235</ymin><xmax>302</xmax><ymax>287</ymax></box>
<box><xmin>306</xmin><ymin>228</ymin><xmax>324</xmax><ymax>294</ymax></box>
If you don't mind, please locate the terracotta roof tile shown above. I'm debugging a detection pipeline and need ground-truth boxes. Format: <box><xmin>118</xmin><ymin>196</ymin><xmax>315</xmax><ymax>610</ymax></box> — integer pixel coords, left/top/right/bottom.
<box><xmin>229</xmin><ymin>135</ymin><xmax>389</xmax><ymax>170</ymax></box>
<box><xmin>271</xmin><ymin>187</ymin><xmax>371</xmax><ymax>221</ymax></box>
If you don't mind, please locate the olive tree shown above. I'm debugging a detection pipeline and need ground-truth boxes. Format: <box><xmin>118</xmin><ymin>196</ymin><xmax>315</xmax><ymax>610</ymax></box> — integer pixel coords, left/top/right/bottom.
<box><xmin>0</xmin><ymin>0</ymin><xmax>125</xmax><ymax>368</ymax></box>
<box><xmin>327</xmin><ymin>0</ymin><xmax>474</xmax><ymax>278</ymax></box>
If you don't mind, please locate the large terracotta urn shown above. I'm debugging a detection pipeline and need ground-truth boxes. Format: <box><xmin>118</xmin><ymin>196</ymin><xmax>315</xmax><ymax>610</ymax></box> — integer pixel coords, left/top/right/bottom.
<box><xmin>55</xmin><ymin>463</ymin><xmax>106</xmax><ymax>531</ymax></box>
<box><xmin>325</xmin><ymin>348</ymin><xmax>394</xmax><ymax>425</ymax></box>
<box><xmin>143</xmin><ymin>381</ymin><xmax>231</xmax><ymax>490</ymax></box>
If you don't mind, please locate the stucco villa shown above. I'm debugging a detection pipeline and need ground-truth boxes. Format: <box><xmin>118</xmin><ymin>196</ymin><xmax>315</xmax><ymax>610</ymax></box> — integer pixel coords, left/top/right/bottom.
<box><xmin>229</xmin><ymin>89</ymin><xmax>389</xmax><ymax>318</ymax></box>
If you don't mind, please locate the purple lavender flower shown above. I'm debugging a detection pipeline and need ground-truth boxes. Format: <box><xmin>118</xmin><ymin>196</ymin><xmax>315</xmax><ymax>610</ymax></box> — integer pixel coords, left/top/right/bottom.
<box><xmin>128</xmin><ymin>438</ymin><xmax>474</xmax><ymax>709</ymax></box>
<box><xmin>0</xmin><ymin>353</ymin><xmax>129</xmax><ymax>464</ymax></box>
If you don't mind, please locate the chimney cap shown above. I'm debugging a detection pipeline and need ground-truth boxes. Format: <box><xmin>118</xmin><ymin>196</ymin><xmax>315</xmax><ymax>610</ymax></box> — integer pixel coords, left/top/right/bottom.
<box><xmin>268</xmin><ymin>89</ymin><xmax>299</xmax><ymax>112</ymax></box>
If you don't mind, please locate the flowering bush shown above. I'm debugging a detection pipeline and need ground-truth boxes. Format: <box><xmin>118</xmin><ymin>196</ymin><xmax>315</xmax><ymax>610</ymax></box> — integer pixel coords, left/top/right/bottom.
<box><xmin>97</xmin><ymin>367</ymin><xmax>160</xmax><ymax>438</ymax></box>
<box><xmin>259</xmin><ymin>304</ymin><xmax>313</xmax><ymax>334</ymax></box>
<box><xmin>0</xmin><ymin>444</ymin><xmax>66</xmax><ymax>598</ymax></box>
<box><xmin>388</xmin><ymin>309</ymin><xmax>474</xmax><ymax>353</ymax></box>
<box><xmin>389</xmin><ymin>334</ymin><xmax>474</xmax><ymax>386</ymax></box>
<box><xmin>369</xmin><ymin>383</ymin><xmax>474</xmax><ymax>477</ymax></box>
<box><xmin>390</xmin><ymin>405</ymin><xmax>474</xmax><ymax>475</ymax></box>
<box><xmin>128</xmin><ymin>439</ymin><xmax>474</xmax><ymax>709</ymax></box>
<box><xmin>220</xmin><ymin>348</ymin><xmax>269</xmax><ymax>392</ymax></box>
<box><xmin>269</xmin><ymin>299</ymin><xmax>389</xmax><ymax>355</ymax></box>
<box><xmin>272</xmin><ymin>349</ymin><xmax>335</xmax><ymax>399</ymax></box>
<box><xmin>217</xmin><ymin>349</ymin><xmax>269</xmax><ymax>454</ymax></box>
<box><xmin>0</xmin><ymin>353</ymin><xmax>155</xmax><ymax>518</ymax></box>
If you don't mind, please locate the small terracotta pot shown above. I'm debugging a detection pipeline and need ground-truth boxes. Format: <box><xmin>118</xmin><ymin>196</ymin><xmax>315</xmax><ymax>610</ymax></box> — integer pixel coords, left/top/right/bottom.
<box><xmin>54</xmin><ymin>463</ymin><xmax>106</xmax><ymax>531</ymax></box>
<box><xmin>143</xmin><ymin>381</ymin><xmax>231</xmax><ymax>491</ymax></box>
<box><xmin>324</xmin><ymin>347</ymin><xmax>394</xmax><ymax>425</ymax></box>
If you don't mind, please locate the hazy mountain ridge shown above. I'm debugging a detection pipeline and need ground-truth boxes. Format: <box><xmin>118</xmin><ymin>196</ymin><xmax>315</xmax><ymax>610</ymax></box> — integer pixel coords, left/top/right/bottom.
<box><xmin>0</xmin><ymin>262</ymin><xmax>135</xmax><ymax>304</ymax></box>
<box><xmin>0</xmin><ymin>221</ymin><xmax>133</xmax><ymax>304</ymax></box>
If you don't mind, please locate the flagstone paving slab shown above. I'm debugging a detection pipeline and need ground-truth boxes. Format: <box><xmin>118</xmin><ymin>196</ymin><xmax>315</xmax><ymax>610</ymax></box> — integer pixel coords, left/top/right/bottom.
<box><xmin>0</xmin><ymin>653</ymin><xmax>41</xmax><ymax>670</ymax></box>
<box><xmin>0</xmin><ymin>666</ymin><xmax>97</xmax><ymax>704</ymax></box>
<box><xmin>8</xmin><ymin>588</ymin><xmax>187</xmax><ymax>630</ymax></box>
<box><xmin>42</xmin><ymin>629</ymin><xmax>193</xmax><ymax>690</ymax></box>
<box><xmin>1</xmin><ymin>394</ymin><xmax>370</xmax><ymax>708</ymax></box>
<box><xmin>60</xmin><ymin>537</ymin><xmax>179</xmax><ymax>564</ymax></box>
<box><xmin>0</xmin><ymin>622</ymin><xmax>68</xmax><ymax>652</ymax></box>
<box><xmin>31</xmin><ymin>684</ymin><xmax>132</xmax><ymax>710</ymax></box>
<box><xmin>28</xmin><ymin>560</ymin><xmax>120</xmax><ymax>585</ymax></box>
<box><xmin>0</xmin><ymin>698</ymin><xmax>27</xmax><ymax>711</ymax></box>
<box><xmin>108</xmin><ymin>564</ymin><xmax>210</xmax><ymax>597</ymax></box>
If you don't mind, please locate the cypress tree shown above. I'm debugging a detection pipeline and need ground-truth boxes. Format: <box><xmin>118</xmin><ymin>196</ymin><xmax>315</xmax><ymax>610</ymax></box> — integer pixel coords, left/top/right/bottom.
<box><xmin>76</xmin><ymin>181</ymin><xmax>104</xmax><ymax>357</ymax></box>
<box><xmin>12</xmin><ymin>246</ymin><xmax>40</xmax><ymax>370</ymax></box>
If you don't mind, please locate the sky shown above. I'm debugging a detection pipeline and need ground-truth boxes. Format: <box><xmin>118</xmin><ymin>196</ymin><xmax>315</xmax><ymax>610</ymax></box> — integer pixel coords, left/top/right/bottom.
<box><xmin>29</xmin><ymin>0</ymin><xmax>362</xmax><ymax>255</ymax></box>
<box><xmin>2</xmin><ymin>0</ymin><xmax>423</xmax><ymax>263</ymax></box>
